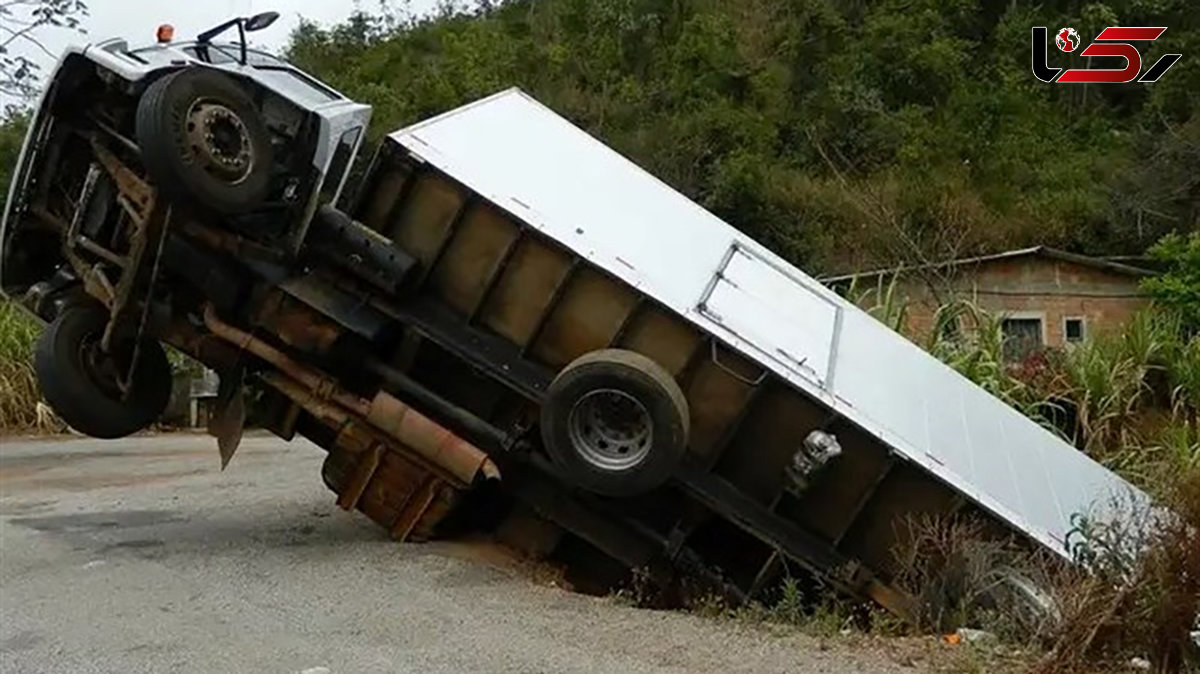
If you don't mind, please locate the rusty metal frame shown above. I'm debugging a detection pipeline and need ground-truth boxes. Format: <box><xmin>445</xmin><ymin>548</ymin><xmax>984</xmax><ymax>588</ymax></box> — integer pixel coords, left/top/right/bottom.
<box><xmin>337</xmin><ymin>443</ymin><xmax>384</xmax><ymax>510</ymax></box>
<box><xmin>467</xmin><ymin>227</ymin><xmax>524</xmax><ymax>325</ymax></box>
<box><xmin>42</xmin><ymin>137</ymin><xmax>173</xmax><ymax>396</ymax></box>
<box><xmin>519</xmin><ymin>258</ymin><xmax>579</xmax><ymax>358</ymax></box>
<box><xmin>608</xmin><ymin>296</ymin><xmax>645</xmax><ymax>348</ymax></box>
<box><xmin>699</xmin><ymin>377</ymin><xmax>769</xmax><ymax>473</ymax></box>
<box><xmin>89</xmin><ymin>140</ymin><xmax>173</xmax><ymax>395</ymax></box>
<box><xmin>391</xmin><ymin>476</ymin><xmax>442</xmax><ymax>540</ymax></box>
<box><xmin>418</xmin><ymin>195</ymin><xmax>476</xmax><ymax>287</ymax></box>
<box><xmin>831</xmin><ymin>455</ymin><xmax>897</xmax><ymax>548</ymax></box>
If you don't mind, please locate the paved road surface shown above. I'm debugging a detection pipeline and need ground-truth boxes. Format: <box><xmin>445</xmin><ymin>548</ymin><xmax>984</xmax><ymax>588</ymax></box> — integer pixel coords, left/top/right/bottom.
<box><xmin>0</xmin><ymin>434</ymin><xmax>922</xmax><ymax>673</ymax></box>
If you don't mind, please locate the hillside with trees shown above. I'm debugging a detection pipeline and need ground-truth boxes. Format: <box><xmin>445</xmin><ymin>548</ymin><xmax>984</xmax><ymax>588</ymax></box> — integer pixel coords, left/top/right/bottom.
<box><xmin>282</xmin><ymin>0</ymin><xmax>1199</xmax><ymax>275</ymax></box>
<box><xmin>0</xmin><ymin>1</ymin><xmax>1195</xmax><ymax>275</ymax></box>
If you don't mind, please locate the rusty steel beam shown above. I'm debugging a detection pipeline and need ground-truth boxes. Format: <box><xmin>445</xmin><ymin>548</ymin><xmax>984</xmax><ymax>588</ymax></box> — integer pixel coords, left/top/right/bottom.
<box><xmin>365</xmin><ymin>392</ymin><xmax>502</xmax><ymax>485</ymax></box>
<box><xmin>260</xmin><ymin>371</ymin><xmax>464</xmax><ymax>495</ymax></box>
<box><xmin>203</xmin><ymin>305</ymin><xmax>499</xmax><ymax>486</ymax></box>
<box><xmin>390</xmin><ymin>476</ymin><xmax>441</xmax><ymax>541</ymax></box>
<box><xmin>337</xmin><ymin>443</ymin><xmax>384</xmax><ymax>511</ymax></box>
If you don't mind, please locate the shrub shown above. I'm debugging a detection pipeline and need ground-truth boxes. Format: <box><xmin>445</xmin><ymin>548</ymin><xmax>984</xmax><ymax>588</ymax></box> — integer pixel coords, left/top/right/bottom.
<box><xmin>1142</xmin><ymin>233</ymin><xmax>1200</xmax><ymax>336</ymax></box>
<box><xmin>0</xmin><ymin>301</ymin><xmax>42</xmax><ymax>431</ymax></box>
<box><xmin>1040</xmin><ymin>468</ymin><xmax>1200</xmax><ymax>672</ymax></box>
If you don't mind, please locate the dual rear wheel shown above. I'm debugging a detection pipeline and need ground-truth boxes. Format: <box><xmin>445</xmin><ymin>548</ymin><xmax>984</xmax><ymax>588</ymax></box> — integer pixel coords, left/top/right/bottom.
<box><xmin>540</xmin><ymin>349</ymin><xmax>690</xmax><ymax>497</ymax></box>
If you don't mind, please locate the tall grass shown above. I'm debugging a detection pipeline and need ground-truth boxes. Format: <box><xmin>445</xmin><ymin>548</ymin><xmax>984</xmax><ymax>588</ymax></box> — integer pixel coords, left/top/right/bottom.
<box><xmin>1169</xmin><ymin>336</ymin><xmax>1200</xmax><ymax>426</ymax></box>
<box><xmin>844</xmin><ymin>273</ymin><xmax>908</xmax><ymax>333</ymax></box>
<box><xmin>0</xmin><ymin>301</ymin><xmax>43</xmax><ymax>431</ymax></box>
<box><xmin>1039</xmin><ymin>469</ymin><xmax>1200</xmax><ymax>673</ymax></box>
<box><xmin>1060</xmin><ymin>336</ymin><xmax>1147</xmax><ymax>454</ymax></box>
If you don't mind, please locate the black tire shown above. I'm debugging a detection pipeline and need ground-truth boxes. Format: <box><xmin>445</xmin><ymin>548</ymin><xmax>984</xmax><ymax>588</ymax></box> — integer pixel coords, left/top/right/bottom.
<box><xmin>135</xmin><ymin>68</ymin><xmax>273</xmax><ymax>214</ymax></box>
<box><xmin>540</xmin><ymin>349</ymin><xmax>689</xmax><ymax>497</ymax></box>
<box><xmin>34</xmin><ymin>303</ymin><xmax>172</xmax><ymax>439</ymax></box>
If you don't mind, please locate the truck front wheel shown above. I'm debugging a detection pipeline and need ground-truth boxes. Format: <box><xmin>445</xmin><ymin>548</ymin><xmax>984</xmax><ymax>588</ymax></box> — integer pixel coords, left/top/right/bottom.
<box><xmin>540</xmin><ymin>349</ymin><xmax>689</xmax><ymax>497</ymax></box>
<box><xmin>34</xmin><ymin>303</ymin><xmax>172</xmax><ymax>439</ymax></box>
<box><xmin>136</xmin><ymin>68</ymin><xmax>273</xmax><ymax>214</ymax></box>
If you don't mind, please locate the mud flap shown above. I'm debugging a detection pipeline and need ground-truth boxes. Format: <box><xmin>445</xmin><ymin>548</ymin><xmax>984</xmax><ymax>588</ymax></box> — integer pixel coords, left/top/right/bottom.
<box><xmin>207</xmin><ymin>366</ymin><xmax>246</xmax><ymax>470</ymax></box>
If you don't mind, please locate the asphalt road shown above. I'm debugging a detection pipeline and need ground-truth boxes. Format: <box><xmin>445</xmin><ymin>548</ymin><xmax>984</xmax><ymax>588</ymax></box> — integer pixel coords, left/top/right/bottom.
<box><xmin>0</xmin><ymin>433</ymin><xmax>924</xmax><ymax>673</ymax></box>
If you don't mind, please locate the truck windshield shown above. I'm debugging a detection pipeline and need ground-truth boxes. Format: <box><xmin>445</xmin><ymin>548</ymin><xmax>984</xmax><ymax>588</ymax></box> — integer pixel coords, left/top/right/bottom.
<box><xmin>179</xmin><ymin>44</ymin><xmax>287</xmax><ymax>68</ymax></box>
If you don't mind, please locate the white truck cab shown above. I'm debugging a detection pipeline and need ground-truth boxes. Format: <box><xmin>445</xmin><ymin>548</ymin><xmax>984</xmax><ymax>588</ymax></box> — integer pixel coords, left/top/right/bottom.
<box><xmin>1</xmin><ymin>11</ymin><xmax>372</xmax><ymax>301</ymax></box>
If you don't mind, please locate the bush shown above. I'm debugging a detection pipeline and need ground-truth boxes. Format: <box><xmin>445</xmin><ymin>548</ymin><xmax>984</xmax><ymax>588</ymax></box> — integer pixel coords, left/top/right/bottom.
<box><xmin>1040</xmin><ymin>469</ymin><xmax>1200</xmax><ymax>672</ymax></box>
<box><xmin>891</xmin><ymin>514</ymin><xmax>1061</xmax><ymax>643</ymax></box>
<box><xmin>0</xmin><ymin>301</ymin><xmax>43</xmax><ymax>431</ymax></box>
<box><xmin>1142</xmin><ymin>232</ymin><xmax>1200</xmax><ymax>336</ymax></box>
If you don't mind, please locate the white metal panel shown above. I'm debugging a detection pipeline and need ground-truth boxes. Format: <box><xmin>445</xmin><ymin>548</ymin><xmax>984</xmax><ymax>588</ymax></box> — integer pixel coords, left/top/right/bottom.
<box><xmin>388</xmin><ymin>88</ymin><xmax>1149</xmax><ymax>559</ymax></box>
<box><xmin>700</xmin><ymin>245</ymin><xmax>840</xmax><ymax>387</ymax></box>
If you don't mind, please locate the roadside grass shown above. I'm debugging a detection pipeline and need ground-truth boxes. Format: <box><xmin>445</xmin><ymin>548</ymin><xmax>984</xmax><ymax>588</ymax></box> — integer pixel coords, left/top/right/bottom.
<box><xmin>1034</xmin><ymin>468</ymin><xmax>1200</xmax><ymax>673</ymax></box>
<box><xmin>0</xmin><ymin>301</ymin><xmax>45</xmax><ymax>432</ymax></box>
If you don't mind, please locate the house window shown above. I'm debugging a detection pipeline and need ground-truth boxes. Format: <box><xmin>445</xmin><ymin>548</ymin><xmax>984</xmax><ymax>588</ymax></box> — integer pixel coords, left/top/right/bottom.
<box><xmin>1064</xmin><ymin>318</ymin><xmax>1085</xmax><ymax>343</ymax></box>
<box><xmin>1001</xmin><ymin>318</ymin><xmax>1044</xmax><ymax>360</ymax></box>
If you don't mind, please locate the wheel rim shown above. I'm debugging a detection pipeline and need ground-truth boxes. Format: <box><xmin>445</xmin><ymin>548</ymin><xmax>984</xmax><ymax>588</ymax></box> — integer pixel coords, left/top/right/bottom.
<box><xmin>75</xmin><ymin>332</ymin><xmax>128</xmax><ymax>398</ymax></box>
<box><xmin>185</xmin><ymin>99</ymin><xmax>254</xmax><ymax>184</ymax></box>
<box><xmin>567</xmin><ymin>388</ymin><xmax>653</xmax><ymax>471</ymax></box>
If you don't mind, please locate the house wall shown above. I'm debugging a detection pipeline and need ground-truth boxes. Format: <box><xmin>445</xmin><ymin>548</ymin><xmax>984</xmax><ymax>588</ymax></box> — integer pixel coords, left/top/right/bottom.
<box><xmin>878</xmin><ymin>256</ymin><xmax>1150</xmax><ymax>348</ymax></box>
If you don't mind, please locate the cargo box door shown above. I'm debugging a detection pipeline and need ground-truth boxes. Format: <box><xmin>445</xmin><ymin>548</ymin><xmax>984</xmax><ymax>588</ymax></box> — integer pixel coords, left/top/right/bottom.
<box><xmin>699</xmin><ymin>245</ymin><xmax>840</xmax><ymax>388</ymax></box>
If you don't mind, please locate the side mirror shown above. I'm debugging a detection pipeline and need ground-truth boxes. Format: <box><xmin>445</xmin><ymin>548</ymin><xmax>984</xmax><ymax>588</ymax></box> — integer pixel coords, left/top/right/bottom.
<box><xmin>244</xmin><ymin>11</ymin><xmax>280</xmax><ymax>32</ymax></box>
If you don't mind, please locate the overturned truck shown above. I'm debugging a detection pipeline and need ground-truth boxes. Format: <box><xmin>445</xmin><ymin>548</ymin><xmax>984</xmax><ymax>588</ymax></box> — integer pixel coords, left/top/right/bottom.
<box><xmin>1</xmin><ymin>15</ymin><xmax>1146</xmax><ymax>619</ymax></box>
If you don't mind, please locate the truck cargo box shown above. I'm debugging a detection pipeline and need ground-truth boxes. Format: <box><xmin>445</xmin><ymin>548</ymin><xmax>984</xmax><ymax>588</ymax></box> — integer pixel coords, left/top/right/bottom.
<box><xmin>338</xmin><ymin>88</ymin><xmax>1149</xmax><ymax>611</ymax></box>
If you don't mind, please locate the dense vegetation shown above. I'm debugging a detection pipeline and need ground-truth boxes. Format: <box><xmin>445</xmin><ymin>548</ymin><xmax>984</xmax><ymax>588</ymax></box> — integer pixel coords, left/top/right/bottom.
<box><xmin>283</xmin><ymin>0</ymin><xmax>1199</xmax><ymax>274</ymax></box>
<box><xmin>0</xmin><ymin>109</ymin><xmax>26</xmax><ymax>202</ymax></box>
<box><xmin>0</xmin><ymin>1</ymin><xmax>1196</xmax><ymax>273</ymax></box>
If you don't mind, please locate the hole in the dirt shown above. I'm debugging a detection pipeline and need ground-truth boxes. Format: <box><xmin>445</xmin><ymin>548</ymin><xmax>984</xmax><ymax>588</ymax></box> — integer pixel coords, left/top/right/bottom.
<box><xmin>548</xmin><ymin>533</ymin><xmax>634</xmax><ymax>597</ymax></box>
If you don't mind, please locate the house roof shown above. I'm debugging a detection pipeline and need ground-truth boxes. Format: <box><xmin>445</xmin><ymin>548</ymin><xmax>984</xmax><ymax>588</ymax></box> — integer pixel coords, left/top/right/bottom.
<box><xmin>820</xmin><ymin>246</ymin><xmax>1158</xmax><ymax>283</ymax></box>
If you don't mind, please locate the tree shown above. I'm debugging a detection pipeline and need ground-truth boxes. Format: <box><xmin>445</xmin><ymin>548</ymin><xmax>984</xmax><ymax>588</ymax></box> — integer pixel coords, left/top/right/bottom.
<box><xmin>0</xmin><ymin>0</ymin><xmax>88</xmax><ymax>99</ymax></box>
<box><xmin>0</xmin><ymin>109</ymin><xmax>29</xmax><ymax>216</ymax></box>
<box><xmin>1142</xmin><ymin>232</ymin><xmax>1200</xmax><ymax>335</ymax></box>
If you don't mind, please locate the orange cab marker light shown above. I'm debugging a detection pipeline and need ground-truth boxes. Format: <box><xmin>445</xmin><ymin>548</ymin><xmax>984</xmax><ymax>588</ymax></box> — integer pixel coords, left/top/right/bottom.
<box><xmin>157</xmin><ymin>25</ymin><xmax>175</xmax><ymax>43</ymax></box>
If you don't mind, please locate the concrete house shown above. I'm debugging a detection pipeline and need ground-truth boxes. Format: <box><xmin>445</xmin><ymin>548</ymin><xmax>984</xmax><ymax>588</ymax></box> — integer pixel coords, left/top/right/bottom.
<box><xmin>822</xmin><ymin>247</ymin><xmax>1157</xmax><ymax>359</ymax></box>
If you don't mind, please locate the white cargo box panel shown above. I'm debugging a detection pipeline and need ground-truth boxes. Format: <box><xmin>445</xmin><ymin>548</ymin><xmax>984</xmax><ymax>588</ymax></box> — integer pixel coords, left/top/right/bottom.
<box><xmin>388</xmin><ymin>88</ymin><xmax>1148</xmax><ymax>558</ymax></box>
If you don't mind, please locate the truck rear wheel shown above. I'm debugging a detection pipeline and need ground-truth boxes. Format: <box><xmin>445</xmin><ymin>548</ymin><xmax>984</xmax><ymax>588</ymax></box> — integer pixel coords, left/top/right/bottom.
<box><xmin>540</xmin><ymin>349</ymin><xmax>689</xmax><ymax>497</ymax></box>
<box><xmin>136</xmin><ymin>68</ymin><xmax>273</xmax><ymax>214</ymax></box>
<box><xmin>34</xmin><ymin>303</ymin><xmax>172</xmax><ymax>439</ymax></box>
